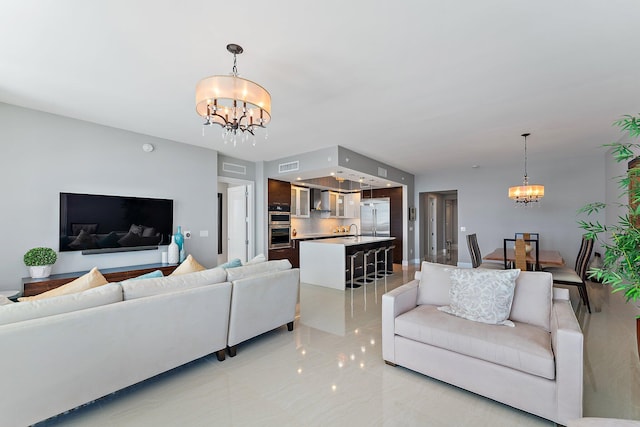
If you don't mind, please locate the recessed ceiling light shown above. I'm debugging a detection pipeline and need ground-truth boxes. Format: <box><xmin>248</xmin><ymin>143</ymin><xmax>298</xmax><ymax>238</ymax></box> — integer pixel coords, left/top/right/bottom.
<box><xmin>472</xmin><ymin>165</ymin><xmax>479</xmax><ymax>169</ymax></box>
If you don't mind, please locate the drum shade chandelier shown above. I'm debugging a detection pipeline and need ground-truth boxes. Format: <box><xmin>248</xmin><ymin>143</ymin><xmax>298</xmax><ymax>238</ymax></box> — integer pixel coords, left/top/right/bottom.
<box><xmin>195</xmin><ymin>44</ymin><xmax>271</xmax><ymax>146</ymax></box>
<box><xmin>508</xmin><ymin>133</ymin><xmax>545</xmax><ymax>205</ymax></box>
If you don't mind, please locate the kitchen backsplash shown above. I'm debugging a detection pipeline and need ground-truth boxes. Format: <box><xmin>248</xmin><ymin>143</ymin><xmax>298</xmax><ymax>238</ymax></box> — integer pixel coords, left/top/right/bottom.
<box><xmin>291</xmin><ymin>212</ymin><xmax>360</xmax><ymax>235</ymax></box>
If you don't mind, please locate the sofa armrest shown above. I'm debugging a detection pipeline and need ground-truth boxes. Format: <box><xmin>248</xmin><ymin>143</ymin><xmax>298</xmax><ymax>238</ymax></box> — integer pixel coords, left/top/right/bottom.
<box><xmin>382</xmin><ymin>279</ymin><xmax>419</xmax><ymax>363</ymax></box>
<box><xmin>550</xmin><ymin>297</ymin><xmax>584</xmax><ymax>424</ymax></box>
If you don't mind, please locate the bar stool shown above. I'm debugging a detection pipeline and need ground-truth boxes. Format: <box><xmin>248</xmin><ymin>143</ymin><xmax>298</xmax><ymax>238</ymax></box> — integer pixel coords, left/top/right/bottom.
<box><xmin>356</xmin><ymin>249</ymin><xmax>376</xmax><ymax>310</ymax></box>
<box><xmin>368</xmin><ymin>247</ymin><xmax>386</xmax><ymax>280</ymax></box>
<box><xmin>346</xmin><ymin>251</ymin><xmax>363</xmax><ymax>317</ymax></box>
<box><xmin>383</xmin><ymin>245</ymin><xmax>395</xmax><ymax>276</ymax></box>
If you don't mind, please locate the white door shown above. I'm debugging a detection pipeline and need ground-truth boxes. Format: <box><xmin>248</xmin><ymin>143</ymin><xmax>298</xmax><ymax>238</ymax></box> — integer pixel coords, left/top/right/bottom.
<box><xmin>227</xmin><ymin>185</ymin><xmax>248</xmax><ymax>262</ymax></box>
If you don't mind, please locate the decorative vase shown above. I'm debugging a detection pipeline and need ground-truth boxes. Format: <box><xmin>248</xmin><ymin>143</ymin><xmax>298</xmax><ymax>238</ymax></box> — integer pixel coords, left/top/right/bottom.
<box><xmin>179</xmin><ymin>248</ymin><xmax>186</xmax><ymax>263</ymax></box>
<box><xmin>167</xmin><ymin>235</ymin><xmax>179</xmax><ymax>264</ymax></box>
<box><xmin>175</xmin><ymin>226</ymin><xmax>184</xmax><ymax>252</ymax></box>
<box><xmin>29</xmin><ymin>265</ymin><xmax>52</xmax><ymax>279</ymax></box>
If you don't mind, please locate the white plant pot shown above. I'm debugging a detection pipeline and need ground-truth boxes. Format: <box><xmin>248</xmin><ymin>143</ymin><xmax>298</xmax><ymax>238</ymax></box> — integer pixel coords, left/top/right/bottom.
<box><xmin>29</xmin><ymin>265</ymin><xmax>52</xmax><ymax>279</ymax></box>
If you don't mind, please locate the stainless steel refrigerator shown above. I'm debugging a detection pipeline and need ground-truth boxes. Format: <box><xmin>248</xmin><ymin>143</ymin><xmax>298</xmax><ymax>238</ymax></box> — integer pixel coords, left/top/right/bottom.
<box><xmin>360</xmin><ymin>197</ymin><xmax>391</xmax><ymax>237</ymax></box>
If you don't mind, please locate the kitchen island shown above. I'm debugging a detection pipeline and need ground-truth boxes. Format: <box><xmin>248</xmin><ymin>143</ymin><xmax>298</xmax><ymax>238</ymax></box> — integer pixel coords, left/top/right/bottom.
<box><xmin>299</xmin><ymin>236</ymin><xmax>395</xmax><ymax>290</ymax></box>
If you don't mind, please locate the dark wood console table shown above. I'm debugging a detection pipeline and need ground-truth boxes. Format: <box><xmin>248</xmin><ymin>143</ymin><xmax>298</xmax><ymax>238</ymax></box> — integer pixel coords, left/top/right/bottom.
<box><xmin>21</xmin><ymin>263</ymin><xmax>179</xmax><ymax>297</ymax></box>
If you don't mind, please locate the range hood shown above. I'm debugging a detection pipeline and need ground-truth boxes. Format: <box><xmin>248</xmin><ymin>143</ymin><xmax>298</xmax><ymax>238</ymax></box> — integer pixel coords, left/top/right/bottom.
<box><xmin>310</xmin><ymin>189</ymin><xmax>330</xmax><ymax>212</ymax></box>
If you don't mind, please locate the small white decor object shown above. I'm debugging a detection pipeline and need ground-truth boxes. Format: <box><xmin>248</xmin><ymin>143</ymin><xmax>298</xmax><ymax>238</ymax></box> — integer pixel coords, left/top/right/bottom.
<box><xmin>167</xmin><ymin>235</ymin><xmax>179</xmax><ymax>264</ymax></box>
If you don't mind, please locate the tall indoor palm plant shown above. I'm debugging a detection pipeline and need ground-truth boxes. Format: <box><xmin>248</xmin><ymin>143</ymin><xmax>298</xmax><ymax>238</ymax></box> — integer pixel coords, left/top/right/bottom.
<box><xmin>578</xmin><ymin>114</ymin><xmax>640</xmax><ymax>360</ymax></box>
<box><xmin>578</xmin><ymin>114</ymin><xmax>640</xmax><ymax>305</ymax></box>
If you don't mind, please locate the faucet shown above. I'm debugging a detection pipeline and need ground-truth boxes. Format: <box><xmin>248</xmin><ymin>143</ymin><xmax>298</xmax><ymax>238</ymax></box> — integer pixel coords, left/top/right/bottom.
<box><xmin>349</xmin><ymin>223</ymin><xmax>358</xmax><ymax>236</ymax></box>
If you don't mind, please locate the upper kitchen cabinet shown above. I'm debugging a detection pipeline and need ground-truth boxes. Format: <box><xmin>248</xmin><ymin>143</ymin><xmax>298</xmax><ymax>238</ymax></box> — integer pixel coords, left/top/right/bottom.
<box><xmin>291</xmin><ymin>186</ymin><xmax>310</xmax><ymax>218</ymax></box>
<box><xmin>268</xmin><ymin>179</ymin><xmax>291</xmax><ymax>206</ymax></box>
<box><xmin>321</xmin><ymin>191</ymin><xmax>359</xmax><ymax>218</ymax></box>
<box><xmin>344</xmin><ymin>192</ymin><xmax>360</xmax><ymax>218</ymax></box>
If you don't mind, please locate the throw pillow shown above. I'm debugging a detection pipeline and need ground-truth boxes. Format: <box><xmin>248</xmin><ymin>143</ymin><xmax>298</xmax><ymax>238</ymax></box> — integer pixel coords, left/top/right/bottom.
<box><xmin>417</xmin><ymin>261</ymin><xmax>456</xmax><ymax>306</ymax></box>
<box><xmin>18</xmin><ymin>267</ymin><xmax>108</xmax><ymax>302</ymax></box>
<box><xmin>219</xmin><ymin>258</ymin><xmax>242</xmax><ymax>269</ymax></box>
<box><xmin>170</xmin><ymin>254</ymin><xmax>206</xmax><ymax>276</ymax></box>
<box><xmin>244</xmin><ymin>253</ymin><xmax>266</xmax><ymax>265</ymax></box>
<box><xmin>438</xmin><ymin>268</ymin><xmax>520</xmax><ymax>327</ymax></box>
<box><xmin>122</xmin><ymin>269</ymin><xmax>163</xmax><ymax>282</ymax></box>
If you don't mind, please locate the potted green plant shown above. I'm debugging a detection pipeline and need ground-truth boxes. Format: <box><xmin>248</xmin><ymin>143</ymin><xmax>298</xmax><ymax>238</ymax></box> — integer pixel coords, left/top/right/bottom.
<box><xmin>578</xmin><ymin>113</ymin><xmax>640</xmax><ymax>358</ymax></box>
<box><xmin>23</xmin><ymin>247</ymin><xmax>57</xmax><ymax>278</ymax></box>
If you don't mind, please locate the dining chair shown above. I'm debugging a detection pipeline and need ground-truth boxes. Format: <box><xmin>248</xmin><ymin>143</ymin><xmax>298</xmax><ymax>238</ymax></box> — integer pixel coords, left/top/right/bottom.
<box><xmin>543</xmin><ymin>236</ymin><xmax>594</xmax><ymax>313</ymax></box>
<box><xmin>466</xmin><ymin>234</ymin><xmax>503</xmax><ymax>269</ymax></box>
<box><xmin>503</xmin><ymin>238</ymin><xmax>540</xmax><ymax>270</ymax></box>
<box><xmin>515</xmin><ymin>232</ymin><xmax>540</xmax><ymax>242</ymax></box>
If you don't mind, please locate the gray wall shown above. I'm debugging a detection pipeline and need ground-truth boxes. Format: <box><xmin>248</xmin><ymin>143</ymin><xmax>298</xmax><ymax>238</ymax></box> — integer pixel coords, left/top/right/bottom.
<box><xmin>414</xmin><ymin>153</ymin><xmax>606</xmax><ymax>267</ymax></box>
<box><xmin>0</xmin><ymin>103</ymin><xmax>219</xmax><ymax>291</ymax></box>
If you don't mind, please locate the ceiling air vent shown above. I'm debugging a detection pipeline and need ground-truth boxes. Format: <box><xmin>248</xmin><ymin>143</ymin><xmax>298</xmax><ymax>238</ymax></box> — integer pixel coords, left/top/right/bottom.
<box><xmin>222</xmin><ymin>162</ymin><xmax>247</xmax><ymax>175</ymax></box>
<box><xmin>279</xmin><ymin>161</ymin><xmax>299</xmax><ymax>173</ymax></box>
<box><xmin>378</xmin><ymin>167</ymin><xmax>388</xmax><ymax>178</ymax></box>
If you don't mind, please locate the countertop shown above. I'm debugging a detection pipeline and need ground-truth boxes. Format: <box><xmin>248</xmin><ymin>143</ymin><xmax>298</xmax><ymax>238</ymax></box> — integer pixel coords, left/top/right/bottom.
<box><xmin>292</xmin><ymin>232</ymin><xmax>356</xmax><ymax>240</ymax></box>
<box><xmin>299</xmin><ymin>236</ymin><xmax>395</xmax><ymax>246</ymax></box>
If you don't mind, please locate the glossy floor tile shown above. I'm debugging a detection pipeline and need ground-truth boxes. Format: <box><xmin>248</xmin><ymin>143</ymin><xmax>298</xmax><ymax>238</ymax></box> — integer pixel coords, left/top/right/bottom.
<box><xmin>38</xmin><ymin>266</ymin><xmax>640</xmax><ymax>426</ymax></box>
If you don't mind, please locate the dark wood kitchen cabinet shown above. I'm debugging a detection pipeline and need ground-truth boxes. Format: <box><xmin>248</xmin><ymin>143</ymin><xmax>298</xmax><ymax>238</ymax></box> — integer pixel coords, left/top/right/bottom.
<box><xmin>268</xmin><ymin>246</ymin><xmax>299</xmax><ymax>268</ymax></box>
<box><xmin>268</xmin><ymin>179</ymin><xmax>291</xmax><ymax>206</ymax></box>
<box><xmin>362</xmin><ymin>187</ymin><xmax>403</xmax><ymax>264</ymax></box>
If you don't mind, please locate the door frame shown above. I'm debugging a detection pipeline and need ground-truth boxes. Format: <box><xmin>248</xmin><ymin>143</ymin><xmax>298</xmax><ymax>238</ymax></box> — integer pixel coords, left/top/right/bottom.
<box><xmin>217</xmin><ymin>176</ymin><xmax>255</xmax><ymax>263</ymax></box>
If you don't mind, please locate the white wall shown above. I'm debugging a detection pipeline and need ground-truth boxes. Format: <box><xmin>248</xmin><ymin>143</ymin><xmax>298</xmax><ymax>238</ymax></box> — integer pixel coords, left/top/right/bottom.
<box><xmin>414</xmin><ymin>153</ymin><xmax>606</xmax><ymax>266</ymax></box>
<box><xmin>0</xmin><ymin>103</ymin><xmax>219</xmax><ymax>290</ymax></box>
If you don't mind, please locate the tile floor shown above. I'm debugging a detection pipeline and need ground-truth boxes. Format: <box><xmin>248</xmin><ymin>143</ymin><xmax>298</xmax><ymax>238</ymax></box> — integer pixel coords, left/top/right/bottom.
<box><xmin>38</xmin><ymin>265</ymin><xmax>640</xmax><ymax>426</ymax></box>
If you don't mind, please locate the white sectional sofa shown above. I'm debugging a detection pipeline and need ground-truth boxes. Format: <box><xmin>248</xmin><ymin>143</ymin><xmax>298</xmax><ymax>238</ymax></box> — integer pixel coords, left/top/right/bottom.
<box><xmin>382</xmin><ymin>262</ymin><xmax>584</xmax><ymax>425</ymax></box>
<box><xmin>0</xmin><ymin>259</ymin><xmax>299</xmax><ymax>426</ymax></box>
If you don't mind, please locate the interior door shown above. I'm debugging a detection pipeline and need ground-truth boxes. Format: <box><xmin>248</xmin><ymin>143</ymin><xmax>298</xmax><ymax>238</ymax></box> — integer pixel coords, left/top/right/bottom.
<box><xmin>227</xmin><ymin>185</ymin><xmax>248</xmax><ymax>262</ymax></box>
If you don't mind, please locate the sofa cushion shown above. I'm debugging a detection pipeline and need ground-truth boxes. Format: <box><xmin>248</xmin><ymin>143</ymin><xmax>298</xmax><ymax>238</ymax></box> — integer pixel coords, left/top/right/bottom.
<box><xmin>438</xmin><ymin>268</ymin><xmax>520</xmax><ymax>327</ymax></box>
<box><xmin>18</xmin><ymin>267</ymin><xmax>108</xmax><ymax>302</ymax></box>
<box><xmin>225</xmin><ymin>259</ymin><xmax>292</xmax><ymax>281</ymax></box>
<box><xmin>395</xmin><ymin>304</ymin><xmax>555</xmax><ymax>380</ymax></box>
<box><xmin>0</xmin><ymin>283</ymin><xmax>123</xmax><ymax>326</ymax></box>
<box><xmin>170</xmin><ymin>254</ymin><xmax>206</xmax><ymax>276</ymax></box>
<box><xmin>417</xmin><ymin>261</ymin><xmax>453</xmax><ymax>306</ymax></box>
<box><xmin>122</xmin><ymin>267</ymin><xmax>227</xmax><ymax>300</ymax></box>
<box><xmin>510</xmin><ymin>271</ymin><xmax>553</xmax><ymax>331</ymax></box>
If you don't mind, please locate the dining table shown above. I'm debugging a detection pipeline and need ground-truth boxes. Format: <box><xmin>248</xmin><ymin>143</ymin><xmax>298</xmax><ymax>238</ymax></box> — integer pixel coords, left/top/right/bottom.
<box><xmin>483</xmin><ymin>248</ymin><xmax>564</xmax><ymax>269</ymax></box>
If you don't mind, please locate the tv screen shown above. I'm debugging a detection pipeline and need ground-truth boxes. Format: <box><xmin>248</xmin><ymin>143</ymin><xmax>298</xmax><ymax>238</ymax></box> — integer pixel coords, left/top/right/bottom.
<box><xmin>60</xmin><ymin>193</ymin><xmax>173</xmax><ymax>253</ymax></box>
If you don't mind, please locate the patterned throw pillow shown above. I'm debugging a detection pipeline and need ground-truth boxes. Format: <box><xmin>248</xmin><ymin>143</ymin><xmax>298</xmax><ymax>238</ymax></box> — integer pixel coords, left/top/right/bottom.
<box><xmin>438</xmin><ymin>268</ymin><xmax>520</xmax><ymax>327</ymax></box>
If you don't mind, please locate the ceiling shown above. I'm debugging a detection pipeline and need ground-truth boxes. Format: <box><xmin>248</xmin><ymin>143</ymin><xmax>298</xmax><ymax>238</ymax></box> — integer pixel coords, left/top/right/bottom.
<box><xmin>1</xmin><ymin>1</ymin><xmax>639</xmax><ymax>175</ymax></box>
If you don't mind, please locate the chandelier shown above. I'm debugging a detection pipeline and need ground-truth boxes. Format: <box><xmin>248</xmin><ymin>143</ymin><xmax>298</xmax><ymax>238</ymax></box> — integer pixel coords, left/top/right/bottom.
<box><xmin>508</xmin><ymin>133</ymin><xmax>545</xmax><ymax>205</ymax></box>
<box><xmin>195</xmin><ymin>44</ymin><xmax>271</xmax><ymax>146</ymax></box>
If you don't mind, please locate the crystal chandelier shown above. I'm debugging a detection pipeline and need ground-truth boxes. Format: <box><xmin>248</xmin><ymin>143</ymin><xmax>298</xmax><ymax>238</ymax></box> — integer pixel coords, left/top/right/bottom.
<box><xmin>195</xmin><ymin>44</ymin><xmax>271</xmax><ymax>146</ymax></box>
<box><xmin>508</xmin><ymin>133</ymin><xmax>545</xmax><ymax>205</ymax></box>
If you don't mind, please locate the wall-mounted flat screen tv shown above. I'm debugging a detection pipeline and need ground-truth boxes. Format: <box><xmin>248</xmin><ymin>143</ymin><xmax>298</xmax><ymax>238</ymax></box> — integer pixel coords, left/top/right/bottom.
<box><xmin>60</xmin><ymin>192</ymin><xmax>173</xmax><ymax>254</ymax></box>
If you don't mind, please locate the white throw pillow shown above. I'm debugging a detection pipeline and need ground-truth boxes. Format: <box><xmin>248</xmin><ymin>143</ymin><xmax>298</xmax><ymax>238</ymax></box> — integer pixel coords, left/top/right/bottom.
<box><xmin>438</xmin><ymin>268</ymin><xmax>520</xmax><ymax>327</ymax></box>
<box><xmin>243</xmin><ymin>253</ymin><xmax>266</xmax><ymax>265</ymax></box>
<box><xmin>417</xmin><ymin>261</ymin><xmax>455</xmax><ymax>306</ymax></box>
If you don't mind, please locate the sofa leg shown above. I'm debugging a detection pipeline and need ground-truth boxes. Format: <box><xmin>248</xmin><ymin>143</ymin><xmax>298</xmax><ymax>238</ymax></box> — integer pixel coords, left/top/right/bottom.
<box><xmin>287</xmin><ymin>321</ymin><xmax>294</xmax><ymax>331</ymax></box>
<box><xmin>384</xmin><ymin>360</ymin><xmax>397</xmax><ymax>367</ymax></box>
<box><xmin>228</xmin><ymin>345</ymin><xmax>237</xmax><ymax>357</ymax></box>
<box><xmin>215</xmin><ymin>349</ymin><xmax>226</xmax><ymax>362</ymax></box>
